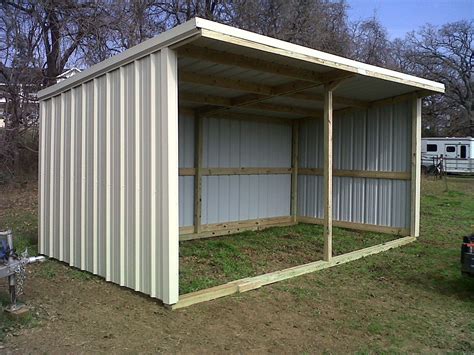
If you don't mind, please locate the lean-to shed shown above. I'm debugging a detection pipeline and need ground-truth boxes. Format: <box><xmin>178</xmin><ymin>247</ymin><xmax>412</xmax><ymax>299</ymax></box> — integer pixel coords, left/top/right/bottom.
<box><xmin>37</xmin><ymin>18</ymin><xmax>444</xmax><ymax>308</ymax></box>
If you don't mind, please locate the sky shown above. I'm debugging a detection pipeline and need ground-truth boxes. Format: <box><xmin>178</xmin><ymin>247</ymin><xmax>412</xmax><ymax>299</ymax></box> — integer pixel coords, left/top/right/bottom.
<box><xmin>346</xmin><ymin>0</ymin><xmax>473</xmax><ymax>39</ymax></box>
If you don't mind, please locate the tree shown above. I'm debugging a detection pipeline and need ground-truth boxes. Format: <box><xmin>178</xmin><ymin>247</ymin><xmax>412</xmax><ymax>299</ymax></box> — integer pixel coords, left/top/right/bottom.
<box><xmin>348</xmin><ymin>15</ymin><xmax>391</xmax><ymax>66</ymax></box>
<box><xmin>0</xmin><ymin>0</ymin><xmax>110</xmax><ymax>180</ymax></box>
<box><xmin>229</xmin><ymin>0</ymin><xmax>351</xmax><ymax>56</ymax></box>
<box><xmin>401</xmin><ymin>21</ymin><xmax>473</xmax><ymax>136</ymax></box>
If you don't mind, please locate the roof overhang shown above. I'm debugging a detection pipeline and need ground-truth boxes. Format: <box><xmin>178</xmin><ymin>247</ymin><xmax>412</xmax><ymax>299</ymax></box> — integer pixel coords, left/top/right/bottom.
<box><xmin>38</xmin><ymin>17</ymin><xmax>444</xmax><ymax>106</ymax></box>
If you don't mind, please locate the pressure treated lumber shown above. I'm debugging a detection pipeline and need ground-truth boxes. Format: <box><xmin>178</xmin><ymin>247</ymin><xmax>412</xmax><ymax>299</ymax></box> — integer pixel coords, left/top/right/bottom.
<box><xmin>291</xmin><ymin>121</ymin><xmax>299</xmax><ymax>222</ymax></box>
<box><xmin>411</xmin><ymin>97</ymin><xmax>422</xmax><ymax>237</ymax></box>
<box><xmin>178</xmin><ymin>167</ymin><xmax>410</xmax><ymax>180</ymax></box>
<box><xmin>323</xmin><ymin>85</ymin><xmax>333</xmax><ymax>261</ymax></box>
<box><xmin>179</xmin><ymin>167</ymin><xmax>292</xmax><ymax>176</ymax></box>
<box><xmin>171</xmin><ymin>236</ymin><xmax>416</xmax><ymax>309</ymax></box>
<box><xmin>180</xmin><ymin>216</ymin><xmax>295</xmax><ymax>241</ymax></box>
<box><xmin>180</xmin><ymin>91</ymin><xmax>323</xmax><ymax>117</ymax></box>
<box><xmin>296</xmin><ymin>216</ymin><xmax>410</xmax><ymax>236</ymax></box>
<box><xmin>194</xmin><ymin>114</ymin><xmax>203</xmax><ymax>233</ymax></box>
<box><xmin>298</xmin><ymin>168</ymin><xmax>411</xmax><ymax>180</ymax></box>
<box><xmin>180</xmin><ymin>70</ymin><xmax>369</xmax><ymax>108</ymax></box>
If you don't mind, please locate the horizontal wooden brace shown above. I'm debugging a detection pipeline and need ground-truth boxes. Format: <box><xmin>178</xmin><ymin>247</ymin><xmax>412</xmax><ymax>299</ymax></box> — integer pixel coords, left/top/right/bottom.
<box><xmin>179</xmin><ymin>167</ymin><xmax>410</xmax><ymax>180</ymax></box>
<box><xmin>171</xmin><ymin>236</ymin><xmax>416</xmax><ymax>309</ymax></box>
<box><xmin>179</xmin><ymin>167</ymin><xmax>292</xmax><ymax>176</ymax></box>
<box><xmin>180</xmin><ymin>91</ymin><xmax>322</xmax><ymax>118</ymax></box>
<box><xmin>297</xmin><ymin>216</ymin><xmax>410</xmax><ymax>236</ymax></box>
<box><xmin>180</xmin><ymin>216</ymin><xmax>295</xmax><ymax>241</ymax></box>
<box><xmin>298</xmin><ymin>168</ymin><xmax>411</xmax><ymax>180</ymax></box>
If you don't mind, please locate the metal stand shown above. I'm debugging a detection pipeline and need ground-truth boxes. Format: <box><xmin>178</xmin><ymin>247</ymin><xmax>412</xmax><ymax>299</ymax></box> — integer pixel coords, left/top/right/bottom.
<box><xmin>0</xmin><ymin>230</ymin><xmax>45</xmax><ymax>314</ymax></box>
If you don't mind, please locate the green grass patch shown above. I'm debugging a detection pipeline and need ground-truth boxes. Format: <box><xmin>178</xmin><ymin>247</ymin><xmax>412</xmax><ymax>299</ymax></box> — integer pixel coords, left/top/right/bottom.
<box><xmin>0</xmin><ymin>210</ymin><xmax>38</xmax><ymax>256</ymax></box>
<box><xmin>179</xmin><ymin>216</ymin><xmax>397</xmax><ymax>294</ymax></box>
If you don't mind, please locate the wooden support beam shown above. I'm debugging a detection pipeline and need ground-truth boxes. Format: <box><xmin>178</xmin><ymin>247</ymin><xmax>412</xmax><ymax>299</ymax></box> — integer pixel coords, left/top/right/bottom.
<box><xmin>179</xmin><ymin>167</ymin><xmax>292</xmax><ymax>176</ymax></box>
<box><xmin>192</xmin><ymin>71</ymin><xmax>355</xmax><ymax>118</ymax></box>
<box><xmin>180</xmin><ymin>91</ymin><xmax>322</xmax><ymax>117</ymax></box>
<box><xmin>171</xmin><ymin>236</ymin><xmax>416</xmax><ymax>309</ymax></box>
<box><xmin>180</xmin><ymin>167</ymin><xmax>410</xmax><ymax>180</ymax></box>
<box><xmin>194</xmin><ymin>113</ymin><xmax>203</xmax><ymax>234</ymax></box>
<box><xmin>323</xmin><ymin>85</ymin><xmax>333</xmax><ymax>262</ymax></box>
<box><xmin>291</xmin><ymin>121</ymin><xmax>299</xmax><ymax>222</ymax></box>
<box><xmin>296</xmin><ymin>216</ymin><xmax>410</xmax><ymax>236</ymax></box>
<box><xmin>180</xmin><ymin>216</ymin><xmax>295</xmax><ymax>241</ymax></box>
<box><xmin>180</xmin><ymin>70</ymin><xmax>369</xmax><ymax>108</ymax></box>
<box><xmin>411</xmin><ymin>97</ymin><xmax>422</xmax><ymax>237</ymax></box>
<box><xmin>298</xmin><ymin>168</ymin><xmax>411</xmax><ymax>180</ymax></box>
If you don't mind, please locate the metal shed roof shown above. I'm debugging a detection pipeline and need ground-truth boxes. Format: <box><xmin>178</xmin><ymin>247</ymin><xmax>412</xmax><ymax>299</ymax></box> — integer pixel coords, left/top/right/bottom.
<box><xmin>38</xmin><ymin>17</ymin><xmax>445</xmax><ymax>115</ymax></box>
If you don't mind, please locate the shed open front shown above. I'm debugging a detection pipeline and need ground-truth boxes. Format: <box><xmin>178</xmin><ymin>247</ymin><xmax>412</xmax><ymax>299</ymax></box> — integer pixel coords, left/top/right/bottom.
<box><xmin>37</xmin><ymin>18</ymin><xmax>444</xmax><ymax>309</ymax></box>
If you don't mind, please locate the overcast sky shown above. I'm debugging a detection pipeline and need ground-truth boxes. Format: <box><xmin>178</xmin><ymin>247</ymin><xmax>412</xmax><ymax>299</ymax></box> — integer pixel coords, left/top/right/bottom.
<box><xmin>346</xmin><ymin>0</ymin><xmax>473</xmax><ymax>39</ymax></box>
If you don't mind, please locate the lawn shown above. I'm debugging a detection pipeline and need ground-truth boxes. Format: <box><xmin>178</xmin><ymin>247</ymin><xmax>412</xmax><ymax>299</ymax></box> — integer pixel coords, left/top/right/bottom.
<box><xmin>179</xmin><ymin>223</ymin><xmax>398</xmax><ymax>294</ymax></box>
<box><xmin>0</xmin><ymin>176</ymin><xmax>473</xmax><ymax>352</ymax></box>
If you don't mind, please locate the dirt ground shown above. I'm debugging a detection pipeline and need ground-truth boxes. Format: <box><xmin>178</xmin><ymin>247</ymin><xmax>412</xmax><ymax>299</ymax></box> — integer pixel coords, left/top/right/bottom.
<box><xmin>0</xmin><ymin>177</ymin><xmax>473</xmax><ymax>353</ymax></box>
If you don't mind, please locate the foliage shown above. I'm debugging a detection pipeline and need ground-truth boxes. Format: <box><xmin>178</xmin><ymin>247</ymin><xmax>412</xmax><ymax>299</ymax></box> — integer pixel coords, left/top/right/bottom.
<box><xmin>0</xmin><ymin>1</ymin><xmax>472</xmax><ymax>181</ymax></box>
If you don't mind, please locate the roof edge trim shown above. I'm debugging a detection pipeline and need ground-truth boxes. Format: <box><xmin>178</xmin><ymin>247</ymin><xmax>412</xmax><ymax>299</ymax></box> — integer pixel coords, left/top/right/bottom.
<box><xmin>38</xmin><ymin>19</ymin><xmax>201</xmax><ymax>100</ymax></box>
<box><xmin>195</xmin><ymin>18</ymin><xmax>445</xmax><ymax>94</ymax></box>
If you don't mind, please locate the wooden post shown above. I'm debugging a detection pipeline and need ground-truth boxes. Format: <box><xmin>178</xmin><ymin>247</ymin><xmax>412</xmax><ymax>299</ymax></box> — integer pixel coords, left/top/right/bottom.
<box><xmin>194</xmin><ymin>113</ymin><xmax>203</xmax><ymax>233</ymax></box>
<box><xmin>411</xmin><ymin>97</ymin><xmax>422</xmax><ymax>237</ymax></box>
<box><xmin>323</xmin><ymin>85</ymin><xmax>334</xmax><ymax>262</ymax></box>
<box><xmin>291</xmin><ymin>120</ymin><xmax>299</xmax><ymax>222</ymax></box>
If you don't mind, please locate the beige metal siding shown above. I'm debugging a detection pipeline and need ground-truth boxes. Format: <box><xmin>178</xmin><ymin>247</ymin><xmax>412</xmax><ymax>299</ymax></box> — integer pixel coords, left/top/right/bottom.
<box><xmin>298</xmin><ymin>101</ymin><xmax>412</xmax><ymax>229</ymax></box>
<box><xmin>39</xmin><ymin>49</ymin><xmax>179</xmax><ymax>304</ymax></box>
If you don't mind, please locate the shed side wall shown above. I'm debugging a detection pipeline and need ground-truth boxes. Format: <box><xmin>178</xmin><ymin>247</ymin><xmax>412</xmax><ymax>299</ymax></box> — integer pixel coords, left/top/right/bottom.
<box><xmin>39</xmin><ymin>49</ymin><xmax>179</xmax><ymax>303</ymax></box>
<box><xmin>298</xmin><ymin>101</ymin><xmax>412</xmax><ymax>230</ymax></box>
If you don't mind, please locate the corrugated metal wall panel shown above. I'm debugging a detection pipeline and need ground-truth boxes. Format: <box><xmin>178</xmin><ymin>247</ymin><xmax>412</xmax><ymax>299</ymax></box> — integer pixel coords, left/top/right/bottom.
<box><xmin>61</xmin><ymin>91</ymin><xmax>72</xmax><ymax>264</ymax></box>
<box><xmin>200</xmin><ymin>117</ymin><xmax>292</xmax><ymax>224</ymax></box>
<box><xmin>298</xmin><ymin>101</ymin><xmax>411</xmax><ymax>229</ymax></box>
<box><xmin>39</xmin><ymin>49</ymin><xmax>179</xmax><ymax>303</ymax></box>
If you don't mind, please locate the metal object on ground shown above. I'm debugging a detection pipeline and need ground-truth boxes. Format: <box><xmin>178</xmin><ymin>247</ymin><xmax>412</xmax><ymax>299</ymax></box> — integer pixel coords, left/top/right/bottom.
<box><xmin>0</xmin><ymin>230</ymin><xmax>46</xmax><ymax>313</ymax></box>
<box><xmin>461</xmin><ymin>234</ymin><xmax>474</xmax><ymax>277</ymax></box>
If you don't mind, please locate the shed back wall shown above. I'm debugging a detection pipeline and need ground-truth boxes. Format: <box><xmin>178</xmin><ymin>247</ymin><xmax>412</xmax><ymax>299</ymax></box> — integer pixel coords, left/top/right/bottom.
<box><xmin>298</xmin><ymin>101</ymin><xmax>412</xmax><ymax>229</ymax></box>
<box><xmin>178</xmin><ymin>114</ymin><xmax>292</xmax><ymax>227</ymax></box>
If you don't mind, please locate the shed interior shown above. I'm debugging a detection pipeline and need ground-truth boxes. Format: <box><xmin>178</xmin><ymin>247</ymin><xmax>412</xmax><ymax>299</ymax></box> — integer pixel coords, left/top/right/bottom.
<box><xmin>175</xmin><ymin>35</ymin><xmax>428</xmax><ymax>242</ymax></box>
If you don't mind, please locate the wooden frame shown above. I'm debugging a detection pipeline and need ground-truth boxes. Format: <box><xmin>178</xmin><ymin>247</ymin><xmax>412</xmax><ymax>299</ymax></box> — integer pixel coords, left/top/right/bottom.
<box><xmin>172</xmin><ymin>236</ymin><xmax>416</xmax><ymax>309</ymax></box>
<box><xmin>291</xmin><ymin>121</ymin><xmax>299</xmax><ymax>222</ymax></box>
<box><xmin>180</xmin><ymin>216</ymin><xmax>296</xmax><ymax>241</ymax></box>
<box><xmin>411</xmin><ymin>97</ymin><xmax>422</xmax><ymax>237</ymax></box>
<box><xmin>179</xmin><ymin>167</ymin><xmax>409</xmax><ymax>179</ymax></box>
<box><xmin>323</xmin><ymin>84</ymin><xmax>334</xmax><ymax>262</ymax></box>
<box><xmin>193</xmin><ymin>113</ymin><xmax>203</xmax><ymax>234</ymax></box>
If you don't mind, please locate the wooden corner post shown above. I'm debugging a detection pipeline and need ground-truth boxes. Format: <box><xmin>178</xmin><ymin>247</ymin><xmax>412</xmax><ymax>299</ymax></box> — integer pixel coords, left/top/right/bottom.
<box><xmin>194</xmin><ymin>112</ymin><xmax>203</xmax><ymax>233</ymax></box>
<box><xmin>410</xmin><ymin>96</ymin><xmax>422</xmax><ymax>237</ymax></box>
<box><xmin>323</xmin><ymin>84</ymin><xmax>334</xmax><ymax>262</ymax></box>
<box><xmin>160</xmin><ymin>47</ymin><xmax>179</xmax><ymax>305</ymax></box>
<box><xmin>291</xmin><ymin>120</ymin><xmax>299</xmax><ymax>222</ymax></box>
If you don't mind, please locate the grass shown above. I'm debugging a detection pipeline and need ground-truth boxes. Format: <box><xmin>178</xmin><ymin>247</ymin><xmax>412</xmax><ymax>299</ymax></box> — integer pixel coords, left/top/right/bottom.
<box><xmin>179</xmin><ymin>213</ymin><xmax>399</xmax><ymax>294</ymax></box>
<box><xmin>0</xmin><ymin>212</ymin><xmax>38</xmax><ymax>257</ymax></box>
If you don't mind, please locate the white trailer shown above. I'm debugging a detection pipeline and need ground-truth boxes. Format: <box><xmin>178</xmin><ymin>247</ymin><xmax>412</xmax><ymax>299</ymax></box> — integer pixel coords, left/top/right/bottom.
<box><xmin>421</xmin><ymin>137</ymin><xmax>474</xmax><ymax>174</ymax></box>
